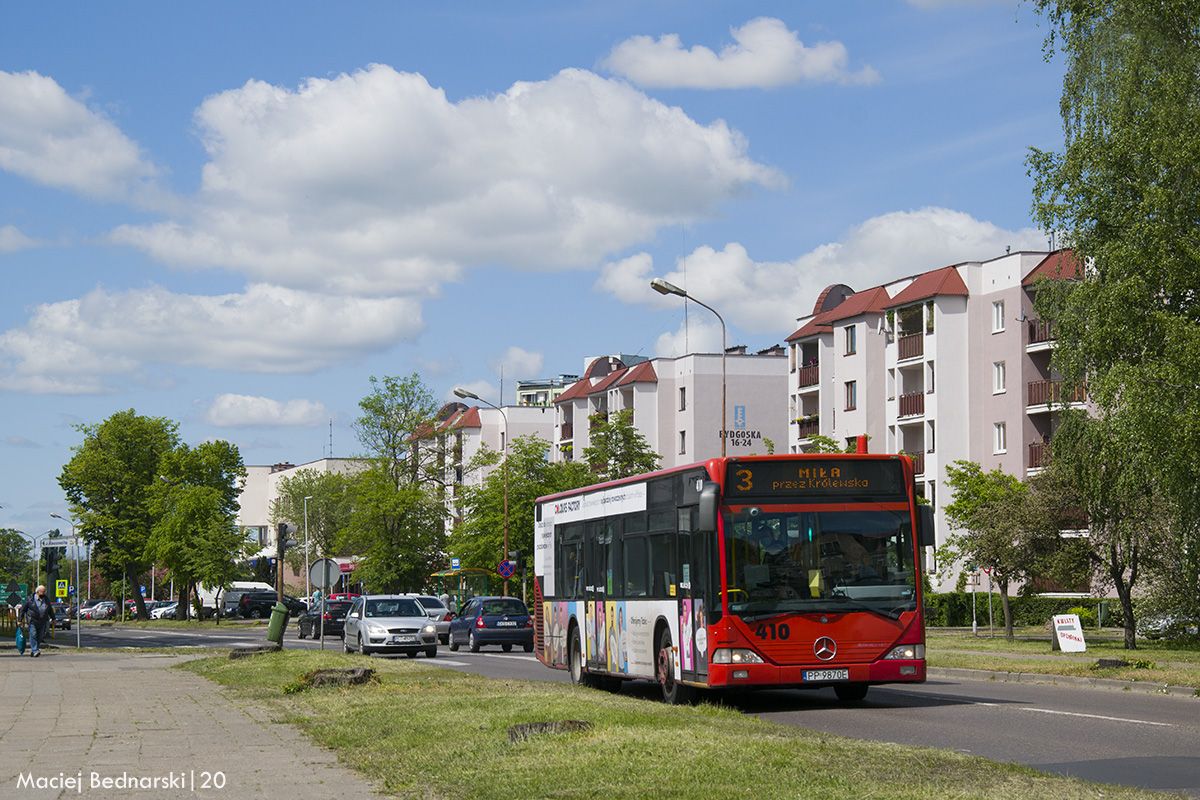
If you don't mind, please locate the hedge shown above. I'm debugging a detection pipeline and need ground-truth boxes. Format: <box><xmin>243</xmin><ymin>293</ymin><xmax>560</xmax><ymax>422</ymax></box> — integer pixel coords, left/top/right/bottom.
<box><xmin>924</xmin><ymin>592</ymin><xmax>1125</xmax><ymax>629</ymax></box>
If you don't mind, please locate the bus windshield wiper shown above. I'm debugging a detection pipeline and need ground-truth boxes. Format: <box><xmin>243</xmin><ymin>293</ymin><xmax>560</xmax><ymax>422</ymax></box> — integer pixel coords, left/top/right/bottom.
<box><xmin>827</xmin><ymin>590</ymin><xmax>904</xmax><ymax>620</ymax></box>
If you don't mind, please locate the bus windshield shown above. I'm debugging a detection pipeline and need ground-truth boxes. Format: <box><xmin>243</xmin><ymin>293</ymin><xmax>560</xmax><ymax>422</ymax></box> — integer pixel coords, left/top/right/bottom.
<box><xmin>723</xmin><ymin>505</ymin><xmax>918</xmax><ymax>620</ymax></box>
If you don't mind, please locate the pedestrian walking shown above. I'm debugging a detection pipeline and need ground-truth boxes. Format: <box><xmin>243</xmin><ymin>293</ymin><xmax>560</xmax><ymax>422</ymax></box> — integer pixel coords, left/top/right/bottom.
<box><xmin>18</xmin><ymin>585</ymin><xmax>55</xmax><ymax>657</ymax></box>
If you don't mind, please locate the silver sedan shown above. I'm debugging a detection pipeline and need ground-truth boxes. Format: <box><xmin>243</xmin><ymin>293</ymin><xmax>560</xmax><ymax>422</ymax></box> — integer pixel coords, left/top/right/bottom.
<box><xmin>342</xmin><ymin>595</ymin><xmax>438</xmax><ymax>658</ymax></box>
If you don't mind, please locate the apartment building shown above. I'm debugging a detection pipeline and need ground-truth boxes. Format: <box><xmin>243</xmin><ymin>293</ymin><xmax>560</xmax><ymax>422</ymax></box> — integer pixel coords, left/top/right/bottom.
<box><xmin>550</xmin><ymin>349</ymin><xmax>789</xmax><ymax>468</ymax></box>
<box><xmin>786</xmin><ymin>250</ymin><xmax>1082</xmax><ymax>572</ymax></box>
<box><xmin>237</xmin><ymin>457</ymin><xmax>365</xmax><ymax>550</ymax></box>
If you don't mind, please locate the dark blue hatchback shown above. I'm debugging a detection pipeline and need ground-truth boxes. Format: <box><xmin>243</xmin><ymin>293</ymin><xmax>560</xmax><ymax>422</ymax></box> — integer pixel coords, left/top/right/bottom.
<box><xmin>448</xmin><ymin>596</ymin><xmax>534</xmax><ymax>653</ymax></box>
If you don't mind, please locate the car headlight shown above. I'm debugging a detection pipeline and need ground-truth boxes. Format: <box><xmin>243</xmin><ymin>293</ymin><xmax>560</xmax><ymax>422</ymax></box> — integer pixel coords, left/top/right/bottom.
<box><xmin>712</xmin><ymin>648</ymin><xmax>765</xmax><ymax>664</ymax></box>
<box><xmin>884</xmin><ymin>644</ymin><xmax>925</xmax><ymax>660</ymax></box>
<box><xmin>423</xmin><ymin>624</ymin><xmax>436</xmax><ymax>635</ymax></box>
<box><xmin>367</xmin><ymin>624</ymin><xmax>387</xmax><ymax>636</ymax></box>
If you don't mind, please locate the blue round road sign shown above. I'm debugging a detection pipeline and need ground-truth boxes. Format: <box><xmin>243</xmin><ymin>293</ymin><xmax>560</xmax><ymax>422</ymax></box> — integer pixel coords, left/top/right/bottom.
<box><xmin>498</xmin><ymin>559</ymin><xmax>515</xmax><ymax>578</ymax></box>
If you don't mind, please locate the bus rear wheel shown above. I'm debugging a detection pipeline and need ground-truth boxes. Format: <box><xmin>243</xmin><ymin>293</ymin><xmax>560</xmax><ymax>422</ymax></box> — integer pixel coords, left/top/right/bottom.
<box><xmin>568</xmin><ymin>627</ymin><xmax>589</xmax><ymax>686</ymax></box>
<box><xmin>834</xmin><ymin>683</ymin><xmax>869</xmax><ymax>702</ymax></box>
<box><xmin>657</xmin><ymin>628</ymin><xmax>697</xmax><ymax>705</ymax></box>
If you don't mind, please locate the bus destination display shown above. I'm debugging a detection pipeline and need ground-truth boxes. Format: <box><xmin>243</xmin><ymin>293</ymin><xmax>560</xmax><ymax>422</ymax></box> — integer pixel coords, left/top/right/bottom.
<box><xmin>725</xmin><ymin>458</ymin><xmax>907</xmax><ymax>500</ymax></box>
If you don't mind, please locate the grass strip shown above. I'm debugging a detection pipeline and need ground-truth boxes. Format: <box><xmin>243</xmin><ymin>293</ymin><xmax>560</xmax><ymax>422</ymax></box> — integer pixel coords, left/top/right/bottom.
<box><xmin>182</xmin><ymin>650</ymin><xmax>1175</xmax><ymax>800</ymax></box>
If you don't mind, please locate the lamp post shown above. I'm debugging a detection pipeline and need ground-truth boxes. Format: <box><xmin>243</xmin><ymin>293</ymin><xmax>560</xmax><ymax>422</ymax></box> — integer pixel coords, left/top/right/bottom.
<box><xmin>651</xmin><ymin>277</ymin><xmax>728</xmax><ymax>457</ymax></box>
<box><xmin>303</xmin><ymin>495</ymin><xmax>313</xmax><ymax>603</ymax></box>
<box><xmin>453</xmin><ymin>387</ymin><xmax>510</xmax><ymax>595</ymax></box>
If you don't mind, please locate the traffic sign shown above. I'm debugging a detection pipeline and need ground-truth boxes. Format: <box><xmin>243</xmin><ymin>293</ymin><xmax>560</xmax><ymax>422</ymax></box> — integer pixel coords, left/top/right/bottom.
<box><xmin>56</xmin><ymin>580</ymin><xmax>68</xmax><ymax>598</ymax></box>
<box><xmin>451</xmin><ymin>557</ymin><xmax>460</xmax><ymax>570</ymax></box>
<box><xmin>309</xmin><ymin>558</ymin><xmax>340</xmax><ymax>590</ymax></box>
<box><xmin>498</xmin><ymin>559</ymin><xmax>515</xmax><ymax>578</ymax></box>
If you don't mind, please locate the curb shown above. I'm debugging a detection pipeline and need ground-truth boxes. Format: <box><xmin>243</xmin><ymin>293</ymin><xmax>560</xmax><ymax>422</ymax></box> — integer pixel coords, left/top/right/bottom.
<box><xmin>929</xmin><ymin>666</ymin><xmax>1199</xmax><ymax>697</ymax></box>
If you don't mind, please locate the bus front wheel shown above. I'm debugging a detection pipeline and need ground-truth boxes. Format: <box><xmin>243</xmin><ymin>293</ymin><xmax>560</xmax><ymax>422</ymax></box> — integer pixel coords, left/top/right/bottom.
<box><xmin>657</xmin><ymin>628</ymin><xmax>697</xmax><ymax>705</ymax></box>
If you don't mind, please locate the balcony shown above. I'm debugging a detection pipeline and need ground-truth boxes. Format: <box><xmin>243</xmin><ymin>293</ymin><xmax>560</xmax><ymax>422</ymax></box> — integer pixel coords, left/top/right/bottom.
<box><xmin>898</xmin><ymin>391</ymin><xmax>925</xmax><ymax>418</ymax></box>
<box><xmin>1028</xmin><ymin>441</ymin><xmax>1051</xmax><ymax>469</ymax></box>
<box><xmin>901</xmin><ymin>450</ymin><xmax>925</xmax><ymax>476</ymax></box>
<box><xmin>1027</xmin><ymin>379</ymin><xmax>1086</xmax><ymax>407</ymax></box>
<box><xmin>559</xmin><ymin>423</ymin><xmax>573</xmax><ymax>441</ymax></box>
<box><xmin>1028</xmin><ymin>319</ymin><xmax>1055</xmax><ymax>345</ymax></box>
<box><xmin>797</xmin><ymin>363</ymin><xmax>819</xmax><ymax>388</ymax></box>
<box><xmin>897</xmin><ymin>332</ymin><xmax>924</xmax><ymax>361</ymax></box>
<box><xmin>794</xmin><ymin>417</ymin><xmax>819</xmax><ymax>439</ymax></box>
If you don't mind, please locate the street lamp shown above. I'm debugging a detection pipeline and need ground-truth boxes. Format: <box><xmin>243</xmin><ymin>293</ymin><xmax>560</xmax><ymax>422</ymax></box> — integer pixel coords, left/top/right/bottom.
<box><xmin>651</xmin><ymin>277</ymin><xmax>728</xmax><ymax>457</ymax></box>
<box><xmin>453</xmin><ymin>387</ymin><xmax>510</xmax><ymax>595</ymax></box>
<box><xmin>303</xmin><ymin>495</ymin><xmax>313</xmax><ymax>602</ymax></box>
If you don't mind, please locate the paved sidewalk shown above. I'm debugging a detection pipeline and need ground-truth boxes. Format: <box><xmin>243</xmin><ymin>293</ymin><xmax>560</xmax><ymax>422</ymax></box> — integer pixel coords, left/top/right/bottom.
<box><xmin>0</xmin><ymin>646</ymin><xmax>384</xmax><ymax>799</ymax></box>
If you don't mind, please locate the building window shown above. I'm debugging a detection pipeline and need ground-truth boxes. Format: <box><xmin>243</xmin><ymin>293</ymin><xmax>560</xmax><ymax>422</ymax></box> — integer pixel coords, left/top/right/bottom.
<box><xmin>678</xmin><ymin>430</ymin><xmax>686</xmax><ymax>455</ymax></box>
<box><xmin>992</xmin><ymin>300</ymin><xmax>1006</xmax><ymax>333</ymax></box>
<box><xmin>845</xmin><ymin>380</ymin><xmax>857</xmax><ymax>411</ymax></box>
<box><xmin>993</xmin><ymin>361</ymin><xmax>1006</xmax><ymax>394</ymax></box>
<box><xmin>993</xmin><ymin>421</ymin><xmax>1007</xmax><ymax>454</ymax></box>
<box><xmin>844</xmin><ymin>325</ymin><xmax>857</xmax><ymax>355</ymax></box>
<box><xmin>679</xmin><ymin>387</ymin><xmax>687</xmax><ymax>411</ymax></box>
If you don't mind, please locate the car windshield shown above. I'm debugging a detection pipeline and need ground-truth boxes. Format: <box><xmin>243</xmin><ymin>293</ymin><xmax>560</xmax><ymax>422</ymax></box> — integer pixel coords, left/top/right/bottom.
<box><xmin>365</xmin><ymin>599</ymin><xmax>424</xmax><ymax>617</ymax></box>
<box><xmin>723</xmin><ymin>506</ymin><xmax>918</xmax><ymax>620</ymax></box>
<box><xmin>481</xmin><ymin>599</ymin><xmax>527</xmax><ymax>616</ymax></box>
<box><xmin>415</xmin><ymin>596</ymin><xmax>445</xmax><ymax>610</ymax></box>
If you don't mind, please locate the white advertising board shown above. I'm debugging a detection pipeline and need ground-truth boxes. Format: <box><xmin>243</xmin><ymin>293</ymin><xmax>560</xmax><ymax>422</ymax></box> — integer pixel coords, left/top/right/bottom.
<box><xmin>1053</xmin><ymin>614</ymin><xmax>1087</xmax><ymax>653</ymax></box>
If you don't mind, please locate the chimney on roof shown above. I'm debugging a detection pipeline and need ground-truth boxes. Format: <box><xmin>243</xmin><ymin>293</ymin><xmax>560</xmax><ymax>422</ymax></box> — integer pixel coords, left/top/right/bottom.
<box><xmin>725</xmin><ymin>345</ymin><xmax>747</xmax><ymax>355</ymax></box>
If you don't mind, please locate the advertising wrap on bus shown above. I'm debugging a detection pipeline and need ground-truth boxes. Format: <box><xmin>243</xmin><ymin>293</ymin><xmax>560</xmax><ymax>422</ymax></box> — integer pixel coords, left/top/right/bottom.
<box><xmin>533</xmin><ymin>453</ymin><xmax>930</xmax><ymax>704</ymax></box>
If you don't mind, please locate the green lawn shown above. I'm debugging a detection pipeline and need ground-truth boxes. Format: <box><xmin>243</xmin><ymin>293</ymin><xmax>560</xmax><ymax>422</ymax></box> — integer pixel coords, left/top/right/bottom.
<box><xmin>182</xmin><ymin>650</ymin><xmax>1180</xmax><ymax>800</ymax></box>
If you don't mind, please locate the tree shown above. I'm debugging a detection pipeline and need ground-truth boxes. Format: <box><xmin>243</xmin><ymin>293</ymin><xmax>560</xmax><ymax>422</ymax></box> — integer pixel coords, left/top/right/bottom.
<box><xmin>1029</xmin><ymin>0</ymin><xmax>1200</xmax><ymax>625</ymax></box>
<box><xmin>1044</xmin><ymin>411</ymin><xmax>1172</xmax><ymax>649</ymax></box>
<box><xmin>343</xmin><ymin>374</ymin><xmax>446</xmax><ymax>592</ymax></box>
<box><xmin>940</xmin><ymin>461</ymin><xmax>1061</xmax><ymax>641</ymax></box>
<box><xmin>273</xmin><ymin>469</ymin><xmax>355</xmax><ymax>581</ymax></box>
<box><xmin>0</xmin><ymin>529</ymin><xmax>33</xmax><ymax>586</ymax></box>
<box><xmin>451</xmin><ymin>434</ymin><xmax>592</xmax><ymax>571</ymax></box>
<box><xmin>58</xmin><ymin>410</ymin><xmax>180</xmax><ymax>620</ymax></box>
<box><xmin>580</xmin><ymin>409</ymin><xmax>661</xmax><ymax>480</ymax></box>
<box><xmin>150</xmin><ymin>440</ymin><xmax>247</xmax><ymax>622</ymax></box>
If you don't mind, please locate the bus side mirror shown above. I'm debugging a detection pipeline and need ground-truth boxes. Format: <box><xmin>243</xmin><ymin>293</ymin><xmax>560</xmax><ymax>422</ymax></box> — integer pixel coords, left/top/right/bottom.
<box><xmin>918</xmin><ymin>504</ymin><xmax>935</xmax><ymax>549</ymax></box>
<box><xmin>698</xmin><ymin>481</ymin><xmax>720</xmax><ymax>533</ymax></box>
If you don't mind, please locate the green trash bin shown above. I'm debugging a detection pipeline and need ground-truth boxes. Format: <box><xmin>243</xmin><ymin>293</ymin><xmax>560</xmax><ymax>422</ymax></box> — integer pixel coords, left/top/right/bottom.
<box><xmin>266</xmin><ymin>602</ymin><xmax>289</xmax><ymax>645</ymax></box>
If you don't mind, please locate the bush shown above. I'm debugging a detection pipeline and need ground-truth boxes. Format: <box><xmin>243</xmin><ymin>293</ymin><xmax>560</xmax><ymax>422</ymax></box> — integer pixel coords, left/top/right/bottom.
<box><xmin>924</xmin><ymin>593</ymin><xmax>1124</xmax><ymax>628</ymax></box>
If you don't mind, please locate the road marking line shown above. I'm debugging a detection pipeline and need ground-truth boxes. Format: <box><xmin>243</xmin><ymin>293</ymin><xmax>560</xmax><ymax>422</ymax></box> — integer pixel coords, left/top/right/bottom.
<box><xmin>980</xmin><ymin>703</ymin><xmax>1172</xmax><ymax>727</ymax></box>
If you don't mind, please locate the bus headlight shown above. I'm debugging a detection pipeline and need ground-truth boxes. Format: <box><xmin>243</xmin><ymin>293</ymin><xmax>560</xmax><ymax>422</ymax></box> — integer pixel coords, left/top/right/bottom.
<box><xmin>712</xmin><ymin>648</ymin><xmax>765</xmax><ymax>664</ymax></box>
<box><xmin>884</xmin><ymin>644</ymin><xmax>925</xmax><ymax>660</ymax></box>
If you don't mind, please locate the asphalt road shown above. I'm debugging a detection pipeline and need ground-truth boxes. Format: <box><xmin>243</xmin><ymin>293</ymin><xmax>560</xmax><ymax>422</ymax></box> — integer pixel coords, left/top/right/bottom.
<box><xmin>51</xmin><ymin>623</ymin><xmax>1200</xmax><ymax>797</ymax></box>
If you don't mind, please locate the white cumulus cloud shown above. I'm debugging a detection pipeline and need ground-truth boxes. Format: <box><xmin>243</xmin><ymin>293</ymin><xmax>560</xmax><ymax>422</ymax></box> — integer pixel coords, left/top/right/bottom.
<box><xmin>0</xmin><ymin>224</ymin><xmax>42</xmax><ymax>253</ymax></box>
<box><xmin>602</xmin><ymin>18</ymin><xmax>879</xmax><ymax>89</ymax></box>
<box><xmin>0</xmin><ymin>70</ymin><xmax>166</xmax><ymax>205</ymax></box>
<box><xmin>598</xmin><ymin>206</ymin><xmax>1046</xmax><ymax>335</ymax></box>
<box><xmin>488</xmin><ymin>346</ymin><xmax>544</xmax><ymax>384</ymax></box>
<box><xmin>202</xmin><ymin>394</ymin><xmax>331</xmax><ymax>428</ymax></box>
<box><xmin>111</xmin><ymin>65</ymin><xmax>783</xmax><ymax>296</ymax></box>
<box><xmin>0</xmin><ymin>283</ymin><xmax>423</xmax><ymax>394</ymax></box>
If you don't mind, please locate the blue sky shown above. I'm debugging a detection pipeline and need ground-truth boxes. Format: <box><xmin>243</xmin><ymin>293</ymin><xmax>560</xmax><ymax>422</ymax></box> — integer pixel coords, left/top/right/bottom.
<box><xmin>0</xmin><ymin>0</ymin><xmax>1063</xmax><ymax>533</ymax></box>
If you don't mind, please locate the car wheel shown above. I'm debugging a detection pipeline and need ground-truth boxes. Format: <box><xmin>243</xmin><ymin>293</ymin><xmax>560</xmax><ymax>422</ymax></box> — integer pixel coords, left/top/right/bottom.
<box><xmin>502</xmin><ymin>643</ymin><xmax>513</xmax><ymax>652</ymax></box>
<box><xmin>405</xmin><ymin>650</ymin><xmax>416</xmax><ymax>658</ymax></box>
<box><xmin>657</xmin><ymin>627</ymin><xmax>697</xmax><ymax>705</ymax></box>
<box><xmin>358</xmin><ymin>634</ymin><xmax>371</xmax><ymax>656</ymax></box>
<box><xmin>297</xmin><ymin>624</ymin><xmax>306</xmax><ymax>639</ymax></box>
<box><xmin>523</xmin><ymin>642</ymin><xmax>534</xmax><ymax>653</ymax></box>
<box><xmin>834</xmin><ymin>683</ymin><xmax>869</xmax><ymax>703</ymax></box>
<box><xmin>448</xmin><ymin>631</ymin><xmax>460</xmax><ymax>652</ymax></box>
<box><xmin>469</xmin><ymin>629</ymin><xmax>480</xmax><ymax>653</ymax></box>
<box><xmin>249</xmin><ymin>608</ymin><xmax>262</xmax><ymax>619</ymax></box>
<box><xmin>426</xmin><ymin>646</ymin><xmax>437</xmax><ymax>658</ymax></box>
<box><xmin>343</xmin><ymin>635</ymin><xmax>352</xmax><ymax>654</ymax></box>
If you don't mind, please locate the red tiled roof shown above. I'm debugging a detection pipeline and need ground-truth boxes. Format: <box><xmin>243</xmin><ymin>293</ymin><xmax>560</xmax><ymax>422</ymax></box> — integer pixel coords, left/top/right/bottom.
<box><xmin>886</xmin><ymin>266</ymin><xmax>968</xmax><ymax>307</ymax></box>
<box><xmin>618</xmin><ymin>360</ymin><xmax>657</xmax><ymax>385</ymax></box>
<box><xmin>448</xmin><ymin>406</ymin><xmax>482</xmax><ymax>429</ymax></box>
<box><xmin>825</xmin><ymin>286</ymin><xmax>891</xmax><ymax>322</ymax></box>
<box><xmin>553</xmin><ymin>378</ymin><xmax>593</xmax><ymax>404</ymax></box>
<box><xmin>589</xmin><ymin>369</ymin><xmax>626</xmax><ymax>394</ymax></box>
<box><xmin>1022</xmin><ymin>250</ymin><xmax>1081</xmax><ymax>285</ymax></box>
<box><xmin>786</xmin><ymin>313</ymin><xmax>833</xmax><ymax>342</ymax></box>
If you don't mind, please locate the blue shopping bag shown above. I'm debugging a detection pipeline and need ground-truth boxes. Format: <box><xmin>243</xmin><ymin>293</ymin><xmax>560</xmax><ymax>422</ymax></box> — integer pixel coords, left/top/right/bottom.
<box><xmin>16</xmin><ymin>624</ymin><xmax>25</xmax><ymax>654</ymax></box>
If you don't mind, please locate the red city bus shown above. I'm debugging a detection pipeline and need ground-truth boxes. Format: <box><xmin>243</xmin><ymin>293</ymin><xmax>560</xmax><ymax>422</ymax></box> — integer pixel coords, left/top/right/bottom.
<box><xmin>533</xmin><ymin>450</ymin><xmax>934</xmax><ymax>703</ymax></box>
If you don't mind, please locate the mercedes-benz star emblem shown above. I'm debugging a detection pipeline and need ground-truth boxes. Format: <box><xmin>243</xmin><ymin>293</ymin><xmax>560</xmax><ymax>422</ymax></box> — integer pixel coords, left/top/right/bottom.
<box><xmin>814</xmin><ymin>637</ymin><xmax>837</xmax><ymax>661</ymax></box>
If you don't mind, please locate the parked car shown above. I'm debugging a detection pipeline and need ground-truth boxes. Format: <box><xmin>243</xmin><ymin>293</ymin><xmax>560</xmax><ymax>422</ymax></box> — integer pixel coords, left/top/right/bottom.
<box><xmin>82</xmin><ymin>600</ymin><xmax>116</xmax><ymax>620</ymax></box>
<box><xmin>1138</xmin><ymin>613</ymin><xmax>1200</xmax><ymax>640</ymax></box>
<box><xmin>150</xmin><ymin>601</ymin><xmax>178</xmax><ymax>620</ymax></box>
<box><xmin>238</xmin><ymin>591</ymin><xmax>307</xmax><ymax>620</ymax></box>
<box><xmin>342</xmin><ymin>595</ymin><xmax>438</xmax><ymax>657</ymax></box>
<box><xmin>448</xmin><ymin>596</ymin><xmax>534</xmax><ymax>653</ymax></box>
<box><xmin>326</xmin><ymin>593</ymin><xmax>361</xmax><ymax>603</ymax></box>
<box><xmin>405</xmin><ymin>594</ymin><xmax>453</xmax><ymax>643</ymax></box>
<box><xmin>297</xmin><ymin>600</ymin><xmax>353</xmax><ymax>640</ymax></box>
